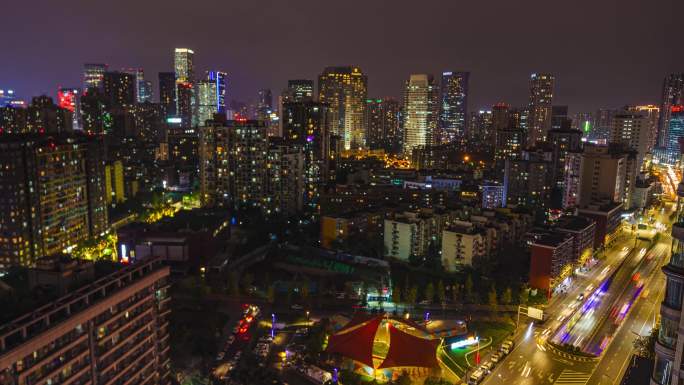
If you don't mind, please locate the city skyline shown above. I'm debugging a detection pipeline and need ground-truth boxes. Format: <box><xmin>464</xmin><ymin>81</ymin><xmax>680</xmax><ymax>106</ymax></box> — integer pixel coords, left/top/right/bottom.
<box><xmin>2</xmin><ymin>0</ymin><xmax>681</xmax><ymax>113</ymax></box>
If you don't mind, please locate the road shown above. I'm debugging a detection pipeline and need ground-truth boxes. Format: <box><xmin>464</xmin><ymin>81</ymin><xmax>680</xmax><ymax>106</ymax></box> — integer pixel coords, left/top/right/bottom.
<box><xmin>479</xmin><ymin>204</ymin><xmax>673</xmax><ymax>385</ymax></box>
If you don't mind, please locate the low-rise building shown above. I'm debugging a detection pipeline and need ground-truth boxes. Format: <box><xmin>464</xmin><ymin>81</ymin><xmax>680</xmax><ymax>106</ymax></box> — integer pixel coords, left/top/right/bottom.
<box><xmin>555</xmin><ymin>215</ymin><xmax>596</xmax><ymax>265</ymax></box>
<box><xmin>528</xmin><ymin>231</ymin><xmax>574</xmax><ymax>296</ymax></box>
<box><xmin>441</xmin><ymin>223</ymin><xmax>487</xmax><ymax>271</ymax></box>
<box><xmin>577</xmin><ymin>201</ymin><xmax>623</xmax><ymax>249</ymax></box>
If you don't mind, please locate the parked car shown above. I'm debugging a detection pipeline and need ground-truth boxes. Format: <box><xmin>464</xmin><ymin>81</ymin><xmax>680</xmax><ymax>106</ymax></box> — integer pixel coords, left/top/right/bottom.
<box><xmin>468</xmin><ymin>369</ymin><xmax>485</xmax><ymax>384</ymax></box>
<box><xmin>490</xmin><ymin>352</ymin><xmax>501</xmax><ymax>363</ymax></box>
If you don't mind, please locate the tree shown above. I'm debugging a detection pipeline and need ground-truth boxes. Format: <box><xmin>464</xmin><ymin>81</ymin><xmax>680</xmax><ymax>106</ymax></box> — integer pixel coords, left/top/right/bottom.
<box><xmin>301</xmin><ymin>282</ymin><xmax>310</xmax><ymax>300</ymax></box>
<box><xmin>519</xmin><ymin>286</ymin><xmax>529</xmax><ymax>305</ymax></box>
<box><xmin>228</xmin><ymin>272</ymin><xmax>240</xmax><ymax>296</ymax></box>
<box><xmin>451</xmin><ymin>282</ymin><xmax>461</xmax><ymax>303</ymax></box>
<box><xmin>406</xmin><ymin>285</ymin><xmax>418</xmax><ymax>308</ymax></box>
<box><xmin>488</xmin><ymin>284</ymin><xmax>498</xmax><ymax>312</ymax></box>
<box><xmin>396</xmin><ymin>371</ymin><xmax>412</xmax><ymax>385</ymax></box>
<box><xmin>465</xmin><ymin>274</ymin><xmax>475</xmax><ymax>303</ymax></box>
<box><xmin>241</xmin><ymin>273</ymin><xmax>254</xmax><ymax>294</ymax></box>
<box><xmin>633</xmin><ymin>326</ymin><xmax>658</xmax><ymax>359</ymax></box>
<box><xmin>502</xmin><ymin>287</ymin><xmax>513</xmax><ymax>305</ymax></box>
<box><xmin>436</xmin><ymin>280</ymin><xmax>446</xmax><ymax>305</ymax></box>
<box><xmin>266</xmin><ymin>285</ymin><xmax>275</xmax><ymax>304</ymax></box>
<box><xmin>424</xmin><ymin>282</ymin><xmax>435</xmax><ymax>304</ymax></box>
<box><xmin>392</xmin><ymin>283</ymin><xmax>402</xmax><ymax>304</ymax></box>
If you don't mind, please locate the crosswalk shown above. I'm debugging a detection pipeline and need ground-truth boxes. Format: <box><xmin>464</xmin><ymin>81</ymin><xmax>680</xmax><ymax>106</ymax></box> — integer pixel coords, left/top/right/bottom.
<box><xmin>554</xmin><ymin>369</ymin><xmax>592</xmax><ymax>384</ymax></box>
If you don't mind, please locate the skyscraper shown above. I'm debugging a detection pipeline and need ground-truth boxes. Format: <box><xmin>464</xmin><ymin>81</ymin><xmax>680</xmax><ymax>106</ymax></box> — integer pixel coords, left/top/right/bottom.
<box><xmin>174</xmin><ymin>48</ymin><xmax>194</xmax><ymax>82</ymax></box>
<box><xmin>657</xmin><ymin>73</ymin><xmax>684</xmax><ymax>147</ymax></box>
<box><xmin>0</xmin><ymin>133</ymin><xmax>107</xmax><ymax>267</ymax></box>
<box><xmin>285</xmin><ymin>79</ymin><xmax>314</xmax><ymax>103</ymax></box>
<box><xmin>468</xmin><ymin>109</ymin><xmax>494</xmax><ymax>143</ymax></box>
<box><xmin>102</xmin><ymin>72</ymin><xmax>136</xmax><ymax>109</ymax></box>
<box><xmin>402</xmin><ymin>74</ymin><xmax>438</xmax><ymax>154</ymax></box>
<box><xmin>611</xmin><ymin>112</ymin><xmax>651</xmax><ymax>168</ymax></box>
<box><xmin>57</xmin><ymin>87</ymin><xmax>81</xmax><ymax>130</ymax></box>
<box><xmin>527</xmin><ymin>73</ymin><xmax>555</xmax><ymax>146</ymax></box>
<box><xmin>82</xmin><ymin>63</ymin><xmax>108</xmax><ymax>92</ymax></box>
<box><xmin>664</xmin><ymin>106</ymin><xmax>684</xmax><ymax>165</ymax></box>
<box><xmin>439</xmin><ymin>71</ymin><xmax>469</xmax><ymax>142</ymax></box>
<box><xmin>197</xmin><ymin>79</ymin><xmax>218</xmax><ymax>125</ymax></box>
<box><xmin>626</xmin><ymin>104</ymin><xmax>659</xmax><ymax>151</ymax></box>
<box><xmin>364</xmin><ymin>98</ymin><xmax>401</xmax><ymax>153</ymax></box>
<box><xmin>318</xmin><ymin>66</ymin><xmax>368</xmax><ymax>150</ymax></box>
<box><xmin>121</xmin><ymin>67</ymin><xmax>150</xmax><ymax>103</ymax></box>
<box><xmin>158</xmin><ymin>72</ymin><xmax>176</xmax><ymax>118</ymax></box>
<box><xmin>208</xmin><ymin>70</ymin><xmax>227</xmax><ymax>114</ymax></box>
<box><xmin>257</xmin><ymin>89</ymin><xmax>273</xmax><ymax>119</ymax></box>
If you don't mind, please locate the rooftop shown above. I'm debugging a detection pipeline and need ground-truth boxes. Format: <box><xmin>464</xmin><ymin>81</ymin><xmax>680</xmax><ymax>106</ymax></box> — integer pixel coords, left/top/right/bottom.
<box><xmin>556</xmin><ymin>215</ymin><xmax>595</xmax><ymax>232</ymax></box>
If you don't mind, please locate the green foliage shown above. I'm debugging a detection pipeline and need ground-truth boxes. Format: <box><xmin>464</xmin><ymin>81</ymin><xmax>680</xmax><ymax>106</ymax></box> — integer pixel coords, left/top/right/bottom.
<box><xmin>488</xmin><ymin>284</ymin><xmax>498</xmax><ymax>311</ymax></box>
<box><xmin>436</xmin><ymin>280</ymin><xmax>446</xmax><ymax>304</ymax></box>
<box><xmin>392</xmin><ymin>283</ymin><xmax>402</xmax><ymax>303</ymax></box>
<box><xmin>518</xmin><ymin>286</ymin><xmax>529</xmax><ymax>305</ymax></box>
<box><xmin>424</xmin><ymin>282</ymin><xmax>435</xmax><ymax>304</ymax></box>
<box><xmin>634</xmin><ymin>326</ymin><xmax>658</xmax><ymax>359</ymax></box>
<box><xmin>502</xmin><ymin>286</ymin><xmax>513</xmax><ymax>305</ymax></box>
<box><xmin>406</xmin><ymin>285</ymin><xmax>418</xmax><ymax>306</ymax></box>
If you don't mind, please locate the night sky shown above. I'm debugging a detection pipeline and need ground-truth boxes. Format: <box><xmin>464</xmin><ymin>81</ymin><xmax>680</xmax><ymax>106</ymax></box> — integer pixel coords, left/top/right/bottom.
<box><xmin>3</xmin><ymin>0</ymin><xmax>682</xmax><ymax>113</ymax></box>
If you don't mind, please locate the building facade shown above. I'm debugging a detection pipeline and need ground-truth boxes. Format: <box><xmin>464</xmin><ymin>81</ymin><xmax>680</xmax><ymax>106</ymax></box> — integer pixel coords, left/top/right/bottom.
<box><xmin>402</xmin><ymin>74</ymin><xmax>438</xmax><ymax>154</ymax></box>
<box><xmin>318</xmin><ymin>66</ymin><xmax>367</xmax><ymax>150</ymax></box>
<box><xmin>527</xmin><ymin>73</ymin><xmax>555</xmax><ymax>146</ymax></box>
<box><xmin>439</xmin><ymin>71</ymin><xmax>469</xmax><ymax>142</ymax></box>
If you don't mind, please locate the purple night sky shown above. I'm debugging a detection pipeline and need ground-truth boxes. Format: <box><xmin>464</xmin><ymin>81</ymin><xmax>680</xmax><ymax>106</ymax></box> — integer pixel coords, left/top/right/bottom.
<box><xmin>2</xmin><ymin>0</ymin><xmax>682</xmax><ymax>112</ymax></box>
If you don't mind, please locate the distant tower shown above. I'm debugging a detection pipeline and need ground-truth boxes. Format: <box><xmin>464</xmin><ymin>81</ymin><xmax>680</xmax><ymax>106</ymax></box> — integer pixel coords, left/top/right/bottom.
<box><xmin>57</xmin><ymin>87</ymin><xmax>82</xmax><ymax>130</ymax></box>
<box><xmin>208</xmin><ymin>71</ymin><xmax>227</xmax><ymax>114</ymax></box>
<box><xmin>122</xmin><ymin>67</ymin><xmax>152</xmax><ymax>103</ymax></box>
<box><xmin>318</xmin><ymin>66</ymin><xmax>368</xmax><ymax>150</ymax></box>
<box><xmin>158</xmin><ymin>72</ymin><xmax>176</xmax><ymax>118</ymax></box>
<box><xmin>439</xmin><ymin>71</ymin><xmax>469</xmax><ymax>143</ymax></box>
<box><xmin>285</xmin><ymin>80</ymin><xmax>314</xmax><ymax>103</ymax></box>
<box><xmin>83</xmin><ymin>63</ymin><xmax>108</xmax><ymax>93</ymax></box>
<box><xmin>174</xmin><ymin>48</ymin><xmax>195</xmax><ymax>126</ymax></box>
<box><xmin>402</xmin><ymin>74</ymin><xmax>438</xmax><ymax>154</ymax></box>
<box><xmin>257</xmin><ymin>89</ymin><xmax>273</xmax><ymax>119</ymax></box>
<box><xmin>527</xmin><ymin>73</ymin><xmax>555</xmax><ymax>146</ymax></box>
<box><xmin>657</xmin><ymin>73</ymin><xmax>684</xmax><ymax>147</ymax></box>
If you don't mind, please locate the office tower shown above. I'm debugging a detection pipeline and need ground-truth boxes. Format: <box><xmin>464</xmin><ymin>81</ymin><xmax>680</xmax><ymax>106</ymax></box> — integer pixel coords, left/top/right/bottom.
<box><xmin>0</xmin><ymin>257</ymin><xmax>171</xmax><ymax>385</ymax></box>
<box><xmin>364</xmin><ymin>98</ymin><xmax>401</xmax><ymax>153</ymax></box>
<box><xmin>468</xmin><ymin>109</ymin><xmax>494</xmax><ymax>143</ymax></box>
<box><xmin>0</xmin><ymin>133</ymin><xmax>107</xmax><ymax>268</ymax></box>
<box><xmin>657</xmin><ymin>73</ymin><xmax>684</xmax><ymax>147</ymax></box>
<box><xmin>527</xmin><ymin>73</ymin><xmax>555</xmax><ymax>146</ymax></box>
<box><xmin>174</xmin><ymin>48</ymin><xmax>194</xmax><ymax>82</ymax></box>
<box><xmin>281</xmin><ymin>101</ymin><xmax>331</xmax><ymax>210</ymax></box>
<box><xmin>627</xmin><ymin>104</ymin><xmax>659</xmax><ymax>150</ymax></box>
<box><xmin>131</xmin><ymin>102</ymin><xmax>162</xmax><ymax>142</ymax></box>
<box><xmin>664</xmin><ymin>106</ymin><xmax>684</xmax><ymax>165</ymax></box>
<box><xmin>82</xmin><ymin>63</ymin><xmax>108</xmax><ymax>92</ymax></box>
<box><xmin>611</xmin><ymin>112</ymin><xmax>651</xmax><ymax>168</ymax></box>
<box><xmin>548</xmin><ymin>124</ymin><xmax>582</xmax><ymax>205</ymax></box>
<box><xmin>57</xmin><ymin>87</ymin><xmax>82</xmax><ymax>130</ymax></box>
<box><xmin>654</xmin><ymin>151</ymin><xmax>684</xmax><ymax>385</ymax></box>
<box><xmin>318</xmin><ymin>66</ymin><xmax>368</xmax><ymax>150</ymax></box>
<box><xmin>551</xmin><ymin>105</ymin><xmax>568</xmax><ymax>130</ymax></box>
<box><xmin>121</xmin><ymin>67</ymin><xmax>149</xmax><ymax>103</ymax></box>
<box><xmin>103</xmin><ymin>72</ymin><xmax>136</xmax><ymax>109</ymax></box>
<box><xmin>208</xmin><ymin>71</ymin><xmax>227</xmax><ymax>114</ymax></box>
<box><xmin>199</xmin><ymin>119</ymin><xmax>268</xmax><ymax>209</ymax></box>
<box><xmin>492</xmin><ymin>103</ymin><xmax>511</xmax><ymax>132</ymax></box>
<box><xmin>0</xmin><ymin>89</ymin><xmax>17</xmax><ymax>107</ymax></box>
<box><xmin>285</xmin><ymin>79</ymin><xmax>314</xmax><ymax>102</ymax></box>
<box><xmin>439</xmin><ymin>71</ymin><xmax>469</xmax><ymax>142</ymax></box>
<box><xmin>197</xmin><ymin>79</ymin><xmax>218</xmax><ymax>125</ymax></box>
<box><xmin>257</xmin><ymin>88</ymin><xmax>273</xmax><ymax>119</ymax></box>
<box><xmin>266</xmin><ymin>139</ymin><xmax>305</xmax><ymax>215</ymax></box>
<box><xmin>26</xmin><ymin>95</ymin><xmax>74</xmax><ymax>134</ymax></box>
<box><xmin>495</xmin><ymin>126</ymin><xmax>524</xmax><ymax>173</ymax></box>
<box><xmin>504</xmin><ymin>148</ymin><xmax>553</xmax><ymax>209</ymax></box>
<box><xmin>158</xmin><ymin>72</ymin><xmax>176</xmax><ymax>118</ymax></box>
<box><xmin>80</xmin><ymin>88</ymin><xmax>110</xmax><ymax>134</ymax></box>
<box><xmin>402</xmin><ymin>74</ymin><xmax>438</xmax><ymax>154</ymax></box>
<box><xmin>173</xmin><ymin>48</ymin><xmax>195</xmax><ymax>126</ymax></box>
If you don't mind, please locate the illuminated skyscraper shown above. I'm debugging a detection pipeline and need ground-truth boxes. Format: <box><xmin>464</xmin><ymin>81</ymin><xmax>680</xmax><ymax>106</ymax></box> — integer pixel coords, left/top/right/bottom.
<box><xmin>439</xmin><ymin>71</ymin><xmax>469</xmax><ymax>142</ymax></box>
<box><xmin>57</xmin><ymin>87</ymin><xmax>81</xmax><ymax>130</ymax></box>
<box><xmin>365</xmin><ymin>98</ymin><xmax>401</xmax><ymax>153</ymax></box>
<box><xmin>318</xmin><ymin>66</ymin><xmax>368</xmax><ymax>150</ymax></box>
<box><xmin>174</xmin><ymin>48</ymin><xmax>194</xmax><ymax>82</ymax></box>
<box><xmin>284</xmin><ymin>79</ymin><xmax>314</xmax><ymax>103</ymax></box>
<box><xmin>664</xmin><ymin>106</ymin><xmax>684</xmax><ymax>165</ymax></box>
<box><xmin>611</xmin><ymin>112</ymin><xmax>651</xmax><ymax>168</ymax></box>
<box><xmin>82</xmin><ymin>63</ymin><xmax>108</xmax><ymax>92</ymax></box>
<box><xmin>402</xmin><ymin>74</ymin><xmax>438</xmax><ymax>154</ymax></box>
<box><xmin>122</xmin><ymin>67</ymin><xmax>152</xmax><ymax>103</ymax></box>
<box><xmin>468</xmin><ymin>109</ymin><xmax>493</xmax><ymax>143</ymax></box>
<box><xmin>257</xmin><ymin>89</ymin><xmax>273</xmax><ymax>119</ymax></box>
<box><xmin>657</xmin><ymin>73</ymin><xmax>684</xmax><ymax>147</ymax></box>
<box><xmin>527</xmin><ymin>73</ymin><xmax>555</xmax><ymax>146</ymax></box>
<box><xmin>197</xmin><ymin>79</ymin><xmax>218</xmax><ymax>125</ymax></box>
<box><xmin>158</xmin><ymin>72</ymin><xmax>176</xmax><ymax>118</ymax></box>
<box><xmin>102</xmin><ymin>72</ymin><xmax>136</xmax><ymax>109</ymax></box>
<box><xmin>627</xmin><ymin>104</ymin><xmax>659</xmax><ymax>150</ymax></box>
<box><xmin>208</xmin><ymin>70</ymin><xmax>227</xmax><ymax>114</ymax></box>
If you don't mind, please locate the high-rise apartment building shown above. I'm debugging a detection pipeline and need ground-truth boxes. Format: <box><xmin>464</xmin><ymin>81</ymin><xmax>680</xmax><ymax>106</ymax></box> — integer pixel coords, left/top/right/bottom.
<box><xmin>121</xmin><ymin>67</ymin><xmax>150</xmax><ymax>103</ymax></box>
<box><xmin>284</xmin><ymin>80</ymin><xmax>314</xmax><ymax>103</ymax></box>
<box><xmin>504</xmin><ymin>148</ymin><xmax>553</xmax><ymax>209</ymax></box>
<box><xmin>257</xmin><ymin>89</ymin><xmax>273</xmax><ymax>119</ymax></box>
<box><xmin>83</xmin><ymin>63</ymin><xmax>108</xmax><ymax>92</ymax></box>
<box><xmin>657</xmin><ymin>74</ymin><xmax>684</xmax><ymax>148</ymax></box>
<box><xmin>208</xmin><ymin>71</ymin><xmax>227</xmax><ymax>115</ymax></box>
<box><xmin>439</xmin><ymin>71</ymin><xmax>469</xmax><ymax>142</ymax></box>
<box><xmin>158</xmin><ymin>72</ymin><xmax>176</xmax><ymax>118</ymax></box>
<box><xmin>527</xmin><ymin>73</ymin><xmax>555</xmax><ymax>146</ymax></box>
<box><xmin>664</xmin><ymin>106</ymin><xmax>684</xmax><ymax>165</ymax></box>
<box><xmin>318</xmin><ymin>66</ymin><xmax>367</xmax><ymax>150</ymax></box>
<box><xmin>0</xmin><ymin>257</ymin><xmax>171</xmax><ymax>385</ymax></box>
<box><xmin>611</xmin><ymin>112</ymin><xmax>651</xmax><ymax>169</ymax></box>
<box><xmin>469</xmin><ymin>109</ymin><xmax>494</xmax><ymax>143</ymax></box>
<box><xmin>103</xmin><ymin>72</ymin><xmax>136</xmax><ymax>109</ymax></box>
<box><xmin>364</xmin><ymin>98</ymin><xmax>401</xmax><ymax>153</ymax></box>
<box><xmin>0</xmin><ymin>134</ymin><xmax>107</xmax><ymax>268</ymax></box>
<box><xmin>402</xmin><ymin>74</ymin><xmax>438</xmax><ymax>154</ymax></box>
<box><xmin>266</xmin><ymin>139</ymin><xmax>305</xmax><ymax>215</ymax></box>
<box><xmin>173</xmin><ymin>48</ymin><xmax>195</xmax><ymax>126</ymax></box>
<box><xmin>578</xmin><ymin>144</ymin><xmax>635</xmax><ymax>207</ymax></box>
<box><xmin>197</xmin><ymin>79</ymin><xmax>218</xmax><ymax>125</ymax></box>
<box><xmin>548</xmin><ymin>125</ymin><xmax>582</xmax><ymax>191</ymax></box>
<box><xmin>26</xmin><ymin>96</ymin><xmax>74</xmax><ymax>134</ymax></box>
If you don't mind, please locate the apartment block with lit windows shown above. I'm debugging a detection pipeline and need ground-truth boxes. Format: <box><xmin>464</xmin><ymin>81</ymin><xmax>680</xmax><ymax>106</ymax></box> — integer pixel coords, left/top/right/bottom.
<box><xmin>0</xmin><ymin>133</ymin><xmax>108</xmax><ymax>268</ymax></box>
<box><xmin>0</xmin><ymin>257</ymin><xmax>171</xmax><ymax>385</ymax></box>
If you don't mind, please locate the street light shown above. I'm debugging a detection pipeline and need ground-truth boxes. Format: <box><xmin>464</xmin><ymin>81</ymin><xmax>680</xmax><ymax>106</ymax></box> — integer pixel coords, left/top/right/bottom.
<box><xmin>306</xmin><ymin>310</ymin><xmax>310</xmax><ymax>321</ymax></box>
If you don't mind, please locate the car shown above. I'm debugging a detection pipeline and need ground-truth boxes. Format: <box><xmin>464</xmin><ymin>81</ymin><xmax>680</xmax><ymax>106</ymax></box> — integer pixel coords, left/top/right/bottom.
<box><xmin>500</xmin><ymin>346</ymin><xmax>510</xmax><ymax>355</ymax></box>
<box><xmin>468</xmin><ymin>369</ymin><xmax>485</xmax><ymax>384</ymax></box>
<box><xmin>490</xmin><ymin>352</ymin><xmax>501</xmax><ymax>363</ymax></box>
<box><xmin>291</xmin><ymin>304</ymin><xmax>304</xmax><ymax>310</ymax></box>
<box><xmin>481</xmin><ymin>361</ymin><xmax>493</xmax><ymax>372</ymax></box>
<box><xmin>577</xmin><ymin>293</ymin><xmax>585</xmax><ymax>301</ymax></box>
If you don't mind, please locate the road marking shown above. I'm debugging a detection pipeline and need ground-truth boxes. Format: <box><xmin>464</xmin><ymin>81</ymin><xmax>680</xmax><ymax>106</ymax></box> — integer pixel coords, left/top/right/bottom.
<box><xmin>554</xmin><ymin>369</ymin><xmax>591</xmax><ymax>385</ymax></box>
